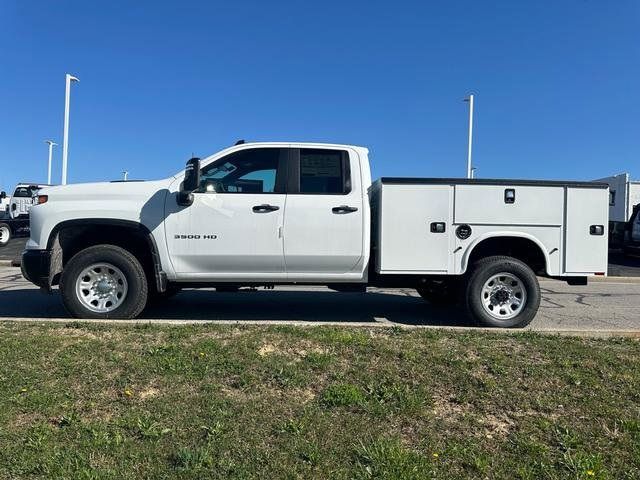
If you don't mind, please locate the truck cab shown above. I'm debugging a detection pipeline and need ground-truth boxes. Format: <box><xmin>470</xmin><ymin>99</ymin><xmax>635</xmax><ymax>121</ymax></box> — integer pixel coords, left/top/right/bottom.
<box><xmin>21</xmin><ymin>142</ymin><xmax>609</xmax><ymax>327</ymax></box>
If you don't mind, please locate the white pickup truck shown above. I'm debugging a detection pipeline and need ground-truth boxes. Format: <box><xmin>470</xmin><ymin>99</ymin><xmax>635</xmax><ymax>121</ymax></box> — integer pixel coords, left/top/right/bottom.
<box><xmin>22</xmin><ymin>142</ymin><xmax>609</xmax><ymax>327</ymax></box>
<box><xmin>0</xmin><ymin>184</ymin><xmax>50</xmax><ymax>247</ymax></box>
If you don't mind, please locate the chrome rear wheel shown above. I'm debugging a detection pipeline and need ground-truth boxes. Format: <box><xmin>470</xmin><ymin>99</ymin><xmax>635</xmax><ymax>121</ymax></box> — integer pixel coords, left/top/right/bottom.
<box><xmin>480</xmin><ymin>272</ymin><xmax>527</xmax><ymax>320</ymax></box>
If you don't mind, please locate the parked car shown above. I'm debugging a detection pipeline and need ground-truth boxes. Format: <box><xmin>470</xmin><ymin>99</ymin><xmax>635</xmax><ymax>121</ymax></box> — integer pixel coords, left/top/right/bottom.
<box><xmin>22</xmin><ymin>142</ymin><xmax>609</xmax><ymax>327</ymax></box>
<box><xmin>0</xmin><ymin>183</ymin><xmax>49</xmax><ymax>247</ymax></box>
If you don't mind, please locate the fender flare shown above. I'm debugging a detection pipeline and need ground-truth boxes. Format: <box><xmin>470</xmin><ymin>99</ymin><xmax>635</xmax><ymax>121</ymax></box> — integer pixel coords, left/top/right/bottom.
<box><xmin>460</xmin><ymin>231</ymin><xmax>552</xmax><ymax>275</ymax></box>
<box><xmin>46</xmin><ymin>218</ymin><xmax>166</xmax><ymax>292</ymax></box>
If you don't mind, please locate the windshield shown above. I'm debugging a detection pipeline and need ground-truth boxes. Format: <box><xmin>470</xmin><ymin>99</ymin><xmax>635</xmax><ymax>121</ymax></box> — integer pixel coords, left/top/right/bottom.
<box><xmin>13</xmin><ymin>186</ymin><xmax>39</xmax><ymax>198</ymax></box>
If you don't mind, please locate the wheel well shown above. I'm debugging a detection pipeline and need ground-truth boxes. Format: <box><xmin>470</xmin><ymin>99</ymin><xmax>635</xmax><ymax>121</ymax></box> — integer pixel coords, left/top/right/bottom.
<box><xmin>51</xmin><ymin>222</ymin><xmax>159</xmax><ymax>289</ymax></box>
<box><xmin>466</xmin><ymin>237</ymin><xmax>547</xmax><ymax>275</ymax></box>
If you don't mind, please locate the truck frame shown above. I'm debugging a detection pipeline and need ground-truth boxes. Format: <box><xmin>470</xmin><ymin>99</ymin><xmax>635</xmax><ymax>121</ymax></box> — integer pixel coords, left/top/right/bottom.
<box><xmin>21</xmin><ymin>142</ymin><xmax>609</xmax><ymax>327</ymax></box>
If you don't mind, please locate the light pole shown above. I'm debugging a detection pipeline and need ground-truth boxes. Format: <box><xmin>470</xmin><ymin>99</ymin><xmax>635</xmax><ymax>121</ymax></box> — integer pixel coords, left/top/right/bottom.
<box><xmin>45</xmin><ymin>140</ymin><xmax>57</xmax><ymax>184</ymax></box>
<box><xmin>471</xmin><ymin>166</ymin><xmax>477</xmax><ymax>179</ymax></box>
<box><xmin>122</xmin><ymin>171</ymin><xmax>129</xmax><ymax>181</ymax></box>
<box><xmin>61</xmin><ymin>73</ymin><xmax>79</xmax><ymax>185</ymax></box>
<box><xmin>463</xmin><ymin>94</ymin><xmax>474</xmax><ymax>179</ymax></box>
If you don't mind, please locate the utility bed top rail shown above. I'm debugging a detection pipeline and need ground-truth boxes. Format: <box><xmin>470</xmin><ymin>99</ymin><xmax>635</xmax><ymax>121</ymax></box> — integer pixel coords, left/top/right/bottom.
<box><xmin>379</xmin><ymin>178</ymin><xmax>608</xmax><ymax>189</ymax></box>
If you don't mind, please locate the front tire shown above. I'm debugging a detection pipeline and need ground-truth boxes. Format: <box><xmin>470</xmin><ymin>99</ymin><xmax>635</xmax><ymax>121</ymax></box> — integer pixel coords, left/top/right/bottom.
<box><xmin>464</xmin><ymin>256</ymin><xmax>540</xmax><ymax>328</ymax></box>
<box><xmin>60</xmin><ymin>245</ymin><xmax>148</xmax><ymax>319</ymax></box>
<box><xmin>0</xmin><ymin>223</ymin><xmax>11</xmax><ymax>247</ymax></box>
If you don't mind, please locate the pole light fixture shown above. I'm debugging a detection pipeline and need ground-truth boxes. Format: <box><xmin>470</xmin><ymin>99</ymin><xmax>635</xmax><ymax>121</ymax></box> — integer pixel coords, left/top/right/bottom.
<box><xmin>463</xmin><ymin>94</ymin><xmax>474</xmax><ymax>179</ymax></box>
<box><xmin>45</xmin><ymin>140</ymin><xmax>58</xmax><ymax>184</ymax></box>
<box><xmin>61</xmin><ymin>73</ymin><xmax>79</xmax><ymax>185</ymax></box>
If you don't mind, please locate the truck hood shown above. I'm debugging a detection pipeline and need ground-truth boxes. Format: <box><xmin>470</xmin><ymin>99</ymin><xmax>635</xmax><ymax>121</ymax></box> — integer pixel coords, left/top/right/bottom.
<box><xmin>40</xmin><ymin>179</ymin><xmax>174</xmax><ymax>202</ymax></box>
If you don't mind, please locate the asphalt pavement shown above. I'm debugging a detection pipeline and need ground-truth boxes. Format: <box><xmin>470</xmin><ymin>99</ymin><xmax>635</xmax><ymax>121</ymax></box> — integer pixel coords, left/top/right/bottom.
<box><xmin>0</xmin><ymin>237</ymin><xmax>25</xmax><ymax>266</ymax></box>
<box><xmin>1</xmin><ymin>264</ymin><xmax>638</xmax><ymax>332</ymax></box>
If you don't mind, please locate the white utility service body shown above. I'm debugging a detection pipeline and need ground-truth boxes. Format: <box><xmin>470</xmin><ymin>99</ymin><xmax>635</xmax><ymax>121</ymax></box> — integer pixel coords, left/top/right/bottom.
<box><xmin>22</xmin><ymin>142</ymin><xmax>609</xmax><ymax>327</ymax></box>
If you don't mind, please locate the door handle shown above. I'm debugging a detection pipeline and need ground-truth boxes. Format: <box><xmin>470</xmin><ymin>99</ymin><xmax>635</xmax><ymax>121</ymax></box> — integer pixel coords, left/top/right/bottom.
<box><xmin>332</xmin><ymin>205</ymin><xmax>358</xmax><ymax>214</ymax></box>
<box><xmin>252</xmin><ymin>204</ymin><xmax>280</xmax><ymax>213</ymax></box>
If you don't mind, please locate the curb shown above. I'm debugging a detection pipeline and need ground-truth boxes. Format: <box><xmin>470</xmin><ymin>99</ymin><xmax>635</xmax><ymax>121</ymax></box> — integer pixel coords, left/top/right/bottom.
<box><xmin>586</xmin><ymin>276</ymin><xmax>640</xmax><ymax>284</ymax></box>
<box><xmin>0</xmin><ymin>317</ymin><xmax>639</xmax><ymax>338</ymax></box>
<box><xmin>0</xmin><ymin>260</ymin><xmax>17</xmax><ymax>267</ymax></box>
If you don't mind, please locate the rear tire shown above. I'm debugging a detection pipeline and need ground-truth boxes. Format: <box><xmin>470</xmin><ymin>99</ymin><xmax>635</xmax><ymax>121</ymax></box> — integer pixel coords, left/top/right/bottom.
<box><xmin>464</xmin><ymin>255</ymin><xmax>540</xmax><ymax>328</ymax></box>
<box><xmin>60</xmin><ymin>245</ymin><xmax>148</xmax><ymax>319</ymax></box>
<box><xmin>0</xmin><ymin>223</ymin><xmax>11</xmax><ymax>247</ymax></box>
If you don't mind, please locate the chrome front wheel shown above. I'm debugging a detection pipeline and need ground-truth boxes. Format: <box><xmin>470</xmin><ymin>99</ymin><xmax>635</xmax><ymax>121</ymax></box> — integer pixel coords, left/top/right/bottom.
<box><xmin>75</xmin><ymin>262</ymin><xmax>128</xmax><ymax>313</ymax></box>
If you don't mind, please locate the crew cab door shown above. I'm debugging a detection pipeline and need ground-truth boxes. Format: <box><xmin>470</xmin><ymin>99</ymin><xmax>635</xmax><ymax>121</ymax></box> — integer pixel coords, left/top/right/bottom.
<box><xmin>165</xmin><ymin>147</ymin><xmax>288</xmax><ymax>278</ymax></box>
<box><xmin>283</xmin><ymin>148</ymin><xmax>365</xmax><ymax>277</ymax></box>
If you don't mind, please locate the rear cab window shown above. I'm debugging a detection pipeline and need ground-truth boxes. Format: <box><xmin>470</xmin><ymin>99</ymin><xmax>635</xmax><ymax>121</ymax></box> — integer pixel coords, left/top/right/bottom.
<box><xmin>298</xmin><ymin>149</ymin><xmax>351</xmax><ymax>195</ymax></box>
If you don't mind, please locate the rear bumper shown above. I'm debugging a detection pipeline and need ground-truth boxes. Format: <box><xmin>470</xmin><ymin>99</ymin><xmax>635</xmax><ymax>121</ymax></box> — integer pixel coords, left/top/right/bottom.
<box><xmin>21</xmin><ymin>249</ymin><xmax>51</xmax><ymax>288</ymax></box>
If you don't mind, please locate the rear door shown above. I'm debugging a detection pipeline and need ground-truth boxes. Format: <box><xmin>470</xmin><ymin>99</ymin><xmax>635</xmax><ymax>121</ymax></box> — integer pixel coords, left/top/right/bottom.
<box><xmin>283</xmin><ymin>148</ymin><xmax>364</xmax><ymax>276</ymax></box>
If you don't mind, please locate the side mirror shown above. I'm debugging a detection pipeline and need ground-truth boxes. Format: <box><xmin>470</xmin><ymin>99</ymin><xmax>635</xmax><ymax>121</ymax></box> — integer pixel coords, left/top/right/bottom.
<box><xmin>177</xmin><ymin>157</ymin><xmax>201</xmax><ymax>206</ymax></box>
<box><xmin>0</xmin><ymin>191</ymin><xmax>5</xmax><ymax>200</ymax></box>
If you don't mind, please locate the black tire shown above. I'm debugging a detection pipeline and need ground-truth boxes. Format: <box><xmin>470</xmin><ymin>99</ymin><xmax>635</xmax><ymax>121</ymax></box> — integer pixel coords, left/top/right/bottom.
<box><xmin>464</xmin><ymin>255</ymin><xmax>540</xmax><ymax>328</ymax></box>
<box><xmin>416</xmin><ymin>279</ymin><xmax>459</xmax><ymax>306</ymax></box>
<box><xmin>60</xmin><ymin>244</ymin><xmax>148</xmax><ymax>319</ymax></box>
<box><xmin>0</xmin><ymin>223</ymin><xmax>11</xmax><ymax>248</ymax></box>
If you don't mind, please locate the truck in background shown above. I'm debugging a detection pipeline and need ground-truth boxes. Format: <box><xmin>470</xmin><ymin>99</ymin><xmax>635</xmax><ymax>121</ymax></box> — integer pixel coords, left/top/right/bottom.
<box><xmin>622</xmin><ymin>203</ymin><xmax>640</xmax><ymax>256</ymax></box>
<box><xmin>0</xmin><ymin>183</ymin><xmax>49</xmax><ymax>247</ymax></box>
<box><xmin>594</xmin><ymin>173</ymin><xmax>640</xmax><ymax>248</ymax></box>
<box><xmin>0</xmin><ymin>190</ymin><xmax>10</xmax><ymax>219</ymax></box>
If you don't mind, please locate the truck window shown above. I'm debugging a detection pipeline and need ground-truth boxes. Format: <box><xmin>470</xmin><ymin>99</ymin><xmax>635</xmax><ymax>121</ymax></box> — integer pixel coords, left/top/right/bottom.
<box><xmin>199</xmin><ymin>148</ymin><xmax>286</xmax><ymax>194</ymax></box>
<box><xmin>300</xmin><ymin>149</ymin><xmax>350</xmax><ymax>194</ymax></box>
<box><xmin>13</xmin><ymin>187</ymin><xmax>37</xmax><ymax>198</ymax></box>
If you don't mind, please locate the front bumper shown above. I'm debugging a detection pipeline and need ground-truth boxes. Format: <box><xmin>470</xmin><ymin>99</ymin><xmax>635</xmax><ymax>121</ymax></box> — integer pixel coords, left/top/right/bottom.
<box><xmin>21</xmin><ymin>249</ymin><xmax>51</xmax><ymax>289</ymax></box>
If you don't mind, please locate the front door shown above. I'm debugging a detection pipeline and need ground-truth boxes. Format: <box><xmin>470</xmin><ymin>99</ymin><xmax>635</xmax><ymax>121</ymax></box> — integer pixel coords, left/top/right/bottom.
<box><xmin>283</xmin><ymin>148</ymin><xmax>365</xmax><ymax>277</ymax></box>
<box><xmin>165</xmin><ymin>147</ymin><xmax>288</xmax><ymax>279</ymax></box>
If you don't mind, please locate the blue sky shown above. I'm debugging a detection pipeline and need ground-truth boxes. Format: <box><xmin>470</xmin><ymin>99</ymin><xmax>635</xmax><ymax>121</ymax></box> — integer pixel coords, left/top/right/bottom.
<box><xmin>1</xmin><ymin>0</ymin><xmax>639</xmax><ymax>191</ymax></box>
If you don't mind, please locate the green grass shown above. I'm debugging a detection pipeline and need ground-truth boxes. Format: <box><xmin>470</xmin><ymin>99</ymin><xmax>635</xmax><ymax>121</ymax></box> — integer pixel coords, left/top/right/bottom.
<box><xmin>0</xmin><ymin>322</ymin><xmax>638</xmax><ymax>479</ymax></box>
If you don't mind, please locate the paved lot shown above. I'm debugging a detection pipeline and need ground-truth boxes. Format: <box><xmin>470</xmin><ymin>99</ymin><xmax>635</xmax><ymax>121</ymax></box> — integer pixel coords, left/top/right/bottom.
<box><xmin>608</xmin><ymin>249</ymin><xmax>640</xmax><ymax>276</ymax></box>
<box><xmin>0</xmin><ymin>237</ymin><xmax>25</xmax><ymax>265</ymax></box>
<box><xmin>1</xmin><ymin>265</ymin><xmax>638</xmax><ymax>332</ymax></box>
